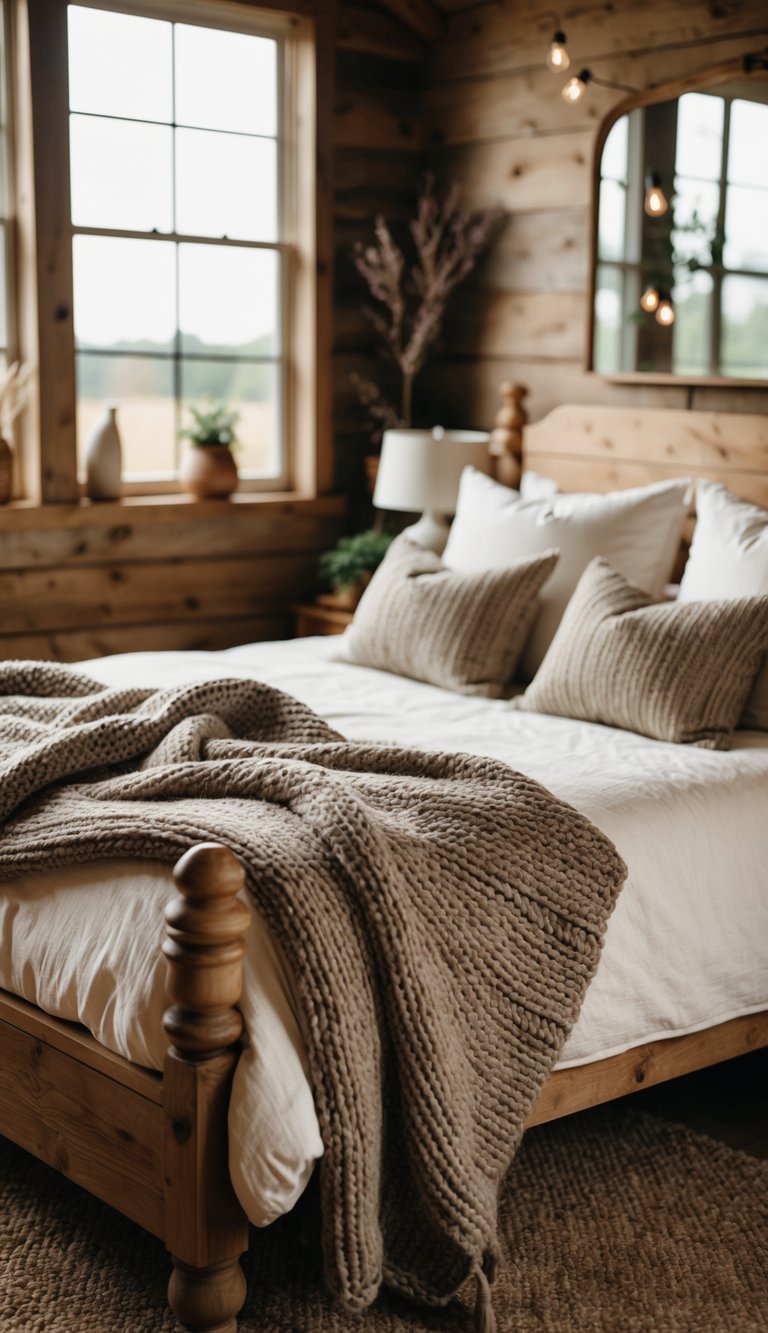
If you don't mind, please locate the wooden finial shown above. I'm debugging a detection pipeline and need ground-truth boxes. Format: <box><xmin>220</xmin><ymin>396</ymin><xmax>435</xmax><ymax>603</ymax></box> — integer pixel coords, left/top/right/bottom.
<box><xmin>489</xmin><ymin>382</ymin><xmax>528</xmax><ymax>489</ymax></box>
<box><xmin>163</xmin><ymin>843</ymin><xmax>251</xmax><ymax>1059</ymax></box>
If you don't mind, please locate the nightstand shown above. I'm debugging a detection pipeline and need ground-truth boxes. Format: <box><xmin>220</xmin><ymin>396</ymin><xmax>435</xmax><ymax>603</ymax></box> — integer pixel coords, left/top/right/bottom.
<box><xmin>293</xmin><ymin>604</ymin><xmax>354</xmax><ymax>637</ymax></box>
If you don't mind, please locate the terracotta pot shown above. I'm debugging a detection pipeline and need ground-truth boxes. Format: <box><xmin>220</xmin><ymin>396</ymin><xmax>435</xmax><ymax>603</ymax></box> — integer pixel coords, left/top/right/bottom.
<box><xmin>180</xmin><ymin>445</ymin><xmax>239</xmax><ymax>499</ymax></box>
<box><xmin>0</xmin><ymin>435</ymin><xmax>12</xmax><ymax>504</ymax></box>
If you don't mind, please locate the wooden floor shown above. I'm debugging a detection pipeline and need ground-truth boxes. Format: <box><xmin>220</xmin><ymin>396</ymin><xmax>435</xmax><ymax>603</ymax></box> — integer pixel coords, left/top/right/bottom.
<box><xmin>625</xmin><ymin>1045</ymin><xmax>768</xmax><ymax>1160</ymax></box>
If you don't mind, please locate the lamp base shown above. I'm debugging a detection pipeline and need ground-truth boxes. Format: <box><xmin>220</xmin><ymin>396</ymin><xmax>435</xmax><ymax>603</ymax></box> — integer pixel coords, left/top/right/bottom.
<box><xmin>401</xmin><ymin>510</ymin><xmax>450</xmax><ymax>554</ymax></box>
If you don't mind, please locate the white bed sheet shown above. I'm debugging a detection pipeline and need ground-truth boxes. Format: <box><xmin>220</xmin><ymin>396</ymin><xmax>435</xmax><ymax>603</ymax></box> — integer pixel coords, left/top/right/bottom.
<box><xmin>2</xmin><ymin>637</ymin><xmax>767</xmax><ymax>1226</ymax></box>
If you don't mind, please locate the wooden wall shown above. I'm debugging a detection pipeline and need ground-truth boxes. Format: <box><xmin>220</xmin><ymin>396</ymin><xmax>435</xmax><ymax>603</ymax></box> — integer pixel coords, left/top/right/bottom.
<box><xmin>6</xmin><ymin>2</ymin><xmax>768</xmax><ymax>662</ymax></box>
<box><xmin>333</xmin><ymin>11</ymin><xmax>427</xmax><ymax>495</ymax></box>
<box><xmin>420</xmin><ymin>0</ymin><xmax>768</xmax><ymax>428</ymax></box>
<box><xmin>0</xmin><ymin>496</ymin><xmax>344</xmax><ymax>661</ymax></box>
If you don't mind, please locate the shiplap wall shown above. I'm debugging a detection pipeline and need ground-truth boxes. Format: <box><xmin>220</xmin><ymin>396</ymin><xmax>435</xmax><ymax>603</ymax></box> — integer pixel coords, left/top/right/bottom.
<box><xmin>420</xmin><ymin>0</ymin><xmax>768</xmax><ymax>429</ymax></box>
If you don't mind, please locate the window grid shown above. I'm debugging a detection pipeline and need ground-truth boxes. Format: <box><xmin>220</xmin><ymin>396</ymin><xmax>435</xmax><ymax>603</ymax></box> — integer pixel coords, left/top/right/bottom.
<box><xmin>69</xmin><ymin>5</ymin><xmax>286</xmax><ymax>483</ymax></box>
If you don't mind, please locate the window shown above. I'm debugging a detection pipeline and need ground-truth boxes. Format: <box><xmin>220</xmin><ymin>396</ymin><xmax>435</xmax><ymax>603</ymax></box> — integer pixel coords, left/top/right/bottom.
<box><xmin>68</xmin><ymin>4</ymin><xmax>285</xmax><ymax>485</ymax></box>
<box><xmin>15</xmin><ymin>0</ymin><xmax>325</xmax><ymax>503</ymax></box>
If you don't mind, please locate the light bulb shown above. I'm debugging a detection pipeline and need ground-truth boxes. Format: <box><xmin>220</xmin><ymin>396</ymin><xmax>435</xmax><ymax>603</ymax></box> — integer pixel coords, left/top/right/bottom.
<box><xmin>644</xmin><ymin>174</ymin><xmax>669</xmax><ymax>217</ymax></box>
<box><xmin>562</xmin><ymin>70</ymin><xmax>590</xmax><ymax>103</ymax></box>
<box><xmin>640</xmin><ymin>285</ymin><xmax>660</xmax><ymax>313</ymax></box>
<box><xmin>655</xmin><ymin>297</ymin><xmax>675</xmax><ymax>326</ymax></box>
<box><xmin>546</xmin><ymin>31</ymin><xmax>570</xmax><ymax>72</ymax></box>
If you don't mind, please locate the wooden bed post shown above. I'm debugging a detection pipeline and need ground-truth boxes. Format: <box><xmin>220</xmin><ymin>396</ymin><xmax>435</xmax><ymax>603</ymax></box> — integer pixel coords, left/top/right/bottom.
<box><xmin>489</xmin><ymin>381</ymin><xmax>528</xmax><ymax>488</ymax></box>
<box><xmin>163</xmin><ymin>844</ymin><xmax>251</xmax><ymax>1333</ymax></box>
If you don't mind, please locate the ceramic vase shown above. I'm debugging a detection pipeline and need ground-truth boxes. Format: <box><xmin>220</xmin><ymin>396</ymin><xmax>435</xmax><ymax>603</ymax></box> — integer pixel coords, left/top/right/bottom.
<box><xmin>0</xmin><ymin>435</ymin><xmax>12</xmax><ymax>503</ymax></box>
<box><xmin>85</xmin><ymin>404</ymin><xmax>122</xmax><ymax>501</ymax></box>
<box><xmin>179</xmin><ymin>445</ymin><xmax>239</xmax><ymax>499</ymax></box>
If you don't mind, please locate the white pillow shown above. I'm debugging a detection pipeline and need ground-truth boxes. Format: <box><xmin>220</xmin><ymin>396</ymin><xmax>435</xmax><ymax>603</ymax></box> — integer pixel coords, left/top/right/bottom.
<box><xmin>443</xmin><ymin>467</ymin><xmax>691</xmax><ymax>679</ymax></box>
<box><xmin>519</xmin><ymin>469</ymin><xmax>559</xmax><ymax>500</ymax></box>
<box><xmin>679</xmin><ymin>480</ymin><xmax>768</xmax><ymax>731</ymax></box>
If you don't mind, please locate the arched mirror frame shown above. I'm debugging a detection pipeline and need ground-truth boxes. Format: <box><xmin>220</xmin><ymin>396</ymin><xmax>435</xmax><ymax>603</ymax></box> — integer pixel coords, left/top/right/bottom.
<box><xmin>586</xmin><ymin>54</ymin><xmax>768</xmax><ymax>387</ymax></box>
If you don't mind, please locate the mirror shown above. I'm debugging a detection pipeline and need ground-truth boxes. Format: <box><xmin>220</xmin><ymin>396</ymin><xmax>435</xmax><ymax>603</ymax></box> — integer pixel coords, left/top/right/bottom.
<box><xmin>589</xmin><ymin>65</ymin><xmax>768</xmax><ymax>383</ymax></box>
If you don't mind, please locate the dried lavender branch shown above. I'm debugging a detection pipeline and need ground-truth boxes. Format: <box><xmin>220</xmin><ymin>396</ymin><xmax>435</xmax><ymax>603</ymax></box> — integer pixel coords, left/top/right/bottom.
<box><xmin>352</xmin><ymin>178</ymin><xmax>502</xmax><ymax>425</ymax></box>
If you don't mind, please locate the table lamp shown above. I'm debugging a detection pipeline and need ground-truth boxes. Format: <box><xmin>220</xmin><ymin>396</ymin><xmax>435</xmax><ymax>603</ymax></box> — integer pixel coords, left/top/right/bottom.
<box><xmin>373</xmin><ymin>426</ymin><xmax>491</xmax><ymax>553</ymax></box>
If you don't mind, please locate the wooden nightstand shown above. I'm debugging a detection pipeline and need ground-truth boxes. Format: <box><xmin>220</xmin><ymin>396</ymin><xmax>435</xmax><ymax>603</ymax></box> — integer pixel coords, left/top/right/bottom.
<box><xmin>293</xmin><ymin>603</ymin><xmax>354</xmax><ymax>637</ymax></box>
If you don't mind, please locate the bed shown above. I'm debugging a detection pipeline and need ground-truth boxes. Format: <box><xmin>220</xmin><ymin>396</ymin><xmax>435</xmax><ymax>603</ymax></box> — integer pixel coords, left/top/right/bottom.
<box><xmin>1</xmin><ymin>391</ymin><xmax>767</xmax><ymax>1332</ymax></box>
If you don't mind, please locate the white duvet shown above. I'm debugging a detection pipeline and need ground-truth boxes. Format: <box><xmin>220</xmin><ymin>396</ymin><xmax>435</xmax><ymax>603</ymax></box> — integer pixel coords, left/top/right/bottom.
<box><xmin>2</xmin><ymin>637</ymin><xmax>767</xmax><ymax>1226</ymax></box>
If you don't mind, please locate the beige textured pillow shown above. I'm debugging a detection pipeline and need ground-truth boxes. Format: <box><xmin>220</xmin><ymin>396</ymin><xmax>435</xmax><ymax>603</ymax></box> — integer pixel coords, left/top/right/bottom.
<box><xmin>337</xmin><ymin>535</ymin><xmax>558</xmax><ymax>697</ymax></box>
<box><xmin>514</xmin><ymin>558</ymin><xmax>768</xmax><ymax>748</ymax></box>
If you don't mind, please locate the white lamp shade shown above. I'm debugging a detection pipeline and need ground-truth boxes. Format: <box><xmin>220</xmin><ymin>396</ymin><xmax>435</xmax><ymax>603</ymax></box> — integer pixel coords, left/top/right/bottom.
<box><xmin>373</xmin><ymin>429</ymin><xmax>491</xmax><ymax>515</ymax></box>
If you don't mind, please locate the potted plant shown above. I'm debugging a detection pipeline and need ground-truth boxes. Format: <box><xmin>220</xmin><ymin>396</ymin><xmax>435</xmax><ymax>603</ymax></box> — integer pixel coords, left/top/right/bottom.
<box><xmin>179</xmin><ymin>401</ymin><xmax>240</xmax><ymax>499</ymax></box>
<box><xmin>318</xmin><ymin>530</ymin><xmax>393</xmax><ymax>610</ymax></box>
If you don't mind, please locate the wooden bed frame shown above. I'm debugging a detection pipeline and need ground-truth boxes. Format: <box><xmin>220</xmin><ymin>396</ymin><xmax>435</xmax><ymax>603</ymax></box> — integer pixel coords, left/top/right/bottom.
<box><xmin>1</xmin><ymin>391</ymin><xmax>767</xmax><ymax>1332</ymax></box>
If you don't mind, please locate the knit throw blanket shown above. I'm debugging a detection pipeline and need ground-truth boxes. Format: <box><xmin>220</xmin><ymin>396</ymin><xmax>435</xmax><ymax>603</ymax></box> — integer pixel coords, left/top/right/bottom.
<box><xmin>0</xmin><ymin>662</ymin><xmax>627</xmax><ymax>1328</ymax></box>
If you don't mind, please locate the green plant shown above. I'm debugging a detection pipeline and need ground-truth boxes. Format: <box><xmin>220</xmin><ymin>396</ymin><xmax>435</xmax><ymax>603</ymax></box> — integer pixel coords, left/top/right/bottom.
<box><xmin>179</xmin><ymin>400</ymin><xmax>240</xmax><ymax>448</ymax></box>
<box><xmin>319</xmin><ymin>530</ymin><xmax>393</xmax><ymax>592</ymax></box>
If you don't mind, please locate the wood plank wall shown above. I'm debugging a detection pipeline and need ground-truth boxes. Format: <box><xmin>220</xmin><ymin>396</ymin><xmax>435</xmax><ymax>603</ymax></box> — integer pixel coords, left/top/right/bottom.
<box><xmin>420</xmin><ymin>0</ymin><xmax>768</xmax><ymax>429</ymax></box>
<box><xmin>0</xmin><ymin>497</ymin><xmax>345</xmax><ymax>662</ymax></box>
<box><xmin>333</xmin><ymin>13</ymin><xmax>427</xmax><ymax>496</ymax></box>
<box><xmin>8</xmin><ymin>2</ymin><xmax>768</xmax><ymax>662</ymax></box>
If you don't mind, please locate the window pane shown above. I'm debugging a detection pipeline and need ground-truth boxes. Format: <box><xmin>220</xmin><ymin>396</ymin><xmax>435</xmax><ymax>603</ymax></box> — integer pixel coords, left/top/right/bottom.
<box><xmin>721</xmin><ymin>276</ymin><xmax>768</xmax><ymax>378</ymax></box>
<box><xmin>675</xmin><ymin>92</ymin><xmax>724</xmax><ymax>181</ymax></box>
<box><xmin>671</xmin><ymin>178</ymin><xmax>718</xmax><ymax>265</ymax></box>
<box><xmin>0</xmin><ymin>225</ymin><xmax>6</xmax><ymax>349</ymax></box>
<box><xmin>73</xmin><ymin>236</ymin><xmax>176</xmax><ymax>353</ymax></box>
<box><xmin>728</xmin><ymin>100</ymin><xmax>768</xmax><ymax>189</ymax></box>
<box><xmin>601</xmin><ymin>115</ymin><xmax>628</xmax><ymax>183</ymax></box>
<box><xmin>593</xmin><ymin>265</ymin><xmax>623</xmax><ymax>373</ymax></box>
<box><xmin>597</xmin><ymin>179</ymin><xmax>626</xmax><ymax>261</ymax></box>
<box><xmin>175</xmin><ymin>130</ymin><xmax>277</xmax><ymax>241</ymax></box>
<box><xmin>174</xmin><ymin>25</ymin><xmax>277</xmax><ymax>136</ymax></box>
<box><xmin>178</xmin><ymin>245</ymin><xmax>278</xmax><ymax>356</ymax></box>
<box><xmin>723</xmin><ymin>185</ymin><xmax>768</xmax><ymax>272</ymax></box>
<box><xmin>68</xmin><ymin>7</ymin><xmax>172</xmax><ymax>122</ymax></box>
<box><xmin>77</xmin><ymin>354</ymin><xmax>177</xmax><ymax>476</ymax></box>
<box><xmin>180</xmin><ymin>359</ymin><xmax>280</xmax><ymax>476</ymax></box>
<box><xmin>671</xmin><ymin>268</ymin><xmax>712</xmax><ymax>376</ymax></box>
<box><xmin>70</xmin><ymin>115</ymin><xmax>173</xmax><ymax>232</ymax></box>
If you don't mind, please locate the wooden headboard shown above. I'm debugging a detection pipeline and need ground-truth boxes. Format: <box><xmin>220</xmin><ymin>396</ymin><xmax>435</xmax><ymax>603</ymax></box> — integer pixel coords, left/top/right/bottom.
<box><xmin>489</xmin><ymin>383</ymin><xmax>768</xmax><ymax>507</ymax></box>
<box><xmin>523</xmin><ymin>403</ymin><xmax>768</xmax><ymax>510</ymax></box>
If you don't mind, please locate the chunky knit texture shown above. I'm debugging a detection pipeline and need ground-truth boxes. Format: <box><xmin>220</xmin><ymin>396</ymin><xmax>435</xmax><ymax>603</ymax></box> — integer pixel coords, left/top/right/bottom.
<box><xmin>0</xmin><ymin>662</ymin><xmax>627</xmax><ymax>1324</ymax></box>
<box><xmin>338</xmin><ymin>535</ymin><xmax>558</xmax><ymax>696</ymax></box>
<box><xmin>515</xmin><ymin>558</ymin><xmax>768</xmax><ymax>749</ymax></box>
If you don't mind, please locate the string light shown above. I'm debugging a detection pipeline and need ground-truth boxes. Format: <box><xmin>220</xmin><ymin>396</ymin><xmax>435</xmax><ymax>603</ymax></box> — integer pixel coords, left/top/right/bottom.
<box><xmin>640</xmin><ymin>286</ymin><xmax>660</xmax><ymax>313</ymax></box>
<box><xmin>655</xmin><ymin>294</ymin><xmax>675</xmax><ymax>326</ymax></box>
<box><xmin>546</xmin><ymin>30</ymin><xmax>570</xmax><ymax>71</ymax></box>
<box><xmin>644</xmin><ymin>173</ymin><xmax>669</xmax><ymax>217</ymax></box>
<box><xmin>562</xmin><ymin>69</ymin><xmax>591</xmax><ymax>103</ymax></box>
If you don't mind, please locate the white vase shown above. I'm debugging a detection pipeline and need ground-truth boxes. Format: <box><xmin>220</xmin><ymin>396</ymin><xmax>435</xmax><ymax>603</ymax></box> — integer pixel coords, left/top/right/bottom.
<box><xmin>85</xmin><ymin>404</ymin><xmax>122</xmax><ymax>501</ymax></box>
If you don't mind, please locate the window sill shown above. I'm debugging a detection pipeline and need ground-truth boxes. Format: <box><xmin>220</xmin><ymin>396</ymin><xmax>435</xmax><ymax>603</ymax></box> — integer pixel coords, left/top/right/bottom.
<box><xmin>0</xmin><ymin>491</ymin><xmax>346</xmax><ymax>531</ymax></box>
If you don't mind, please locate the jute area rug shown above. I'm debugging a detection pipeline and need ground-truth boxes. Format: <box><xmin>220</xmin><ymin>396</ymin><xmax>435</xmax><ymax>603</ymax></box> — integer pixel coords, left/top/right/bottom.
<box><xmin>1</xmin><ymin>1106</ymin><xmax>765</xmax><ymax>1332</ymax></box>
